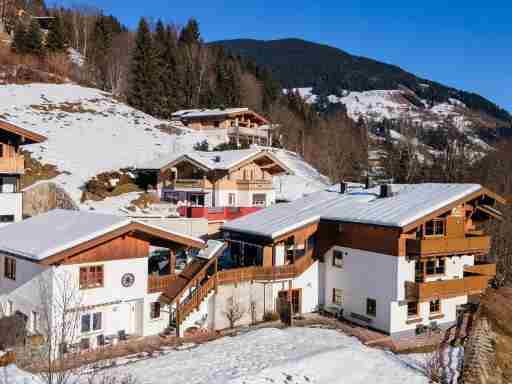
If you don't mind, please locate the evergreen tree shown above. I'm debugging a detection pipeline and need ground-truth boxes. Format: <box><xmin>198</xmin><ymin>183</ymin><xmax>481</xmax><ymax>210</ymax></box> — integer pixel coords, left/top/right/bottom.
<box><xmin>12</xmin><ymin>22</ymin><xmax>28</xmax><ymax>54</ymax></box>
<box><xmin>128</xmin><ymin>18</ymin><xmax>159</xmax><ymax>116</ymax></box>
<box><xmin>25</xmin><ymin>19</ymin><xmax>44</xmax><ymax>55</ymax></box>
<box><xmin>179</xmin><ymin>18</ymin><xmax>200</xmax><ymax>45</ymax></box>
<box><xmin>45</xmin><ymin>15</ymin><xmax>67</xmax><ymax>53</ymax></box>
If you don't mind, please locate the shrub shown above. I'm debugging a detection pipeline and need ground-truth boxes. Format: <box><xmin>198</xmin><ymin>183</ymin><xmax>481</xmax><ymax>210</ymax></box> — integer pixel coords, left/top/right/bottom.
<box><xmin>263</xmin><ymin>311</ymin><xmax>280</xmax><ymax>322</ymax></box>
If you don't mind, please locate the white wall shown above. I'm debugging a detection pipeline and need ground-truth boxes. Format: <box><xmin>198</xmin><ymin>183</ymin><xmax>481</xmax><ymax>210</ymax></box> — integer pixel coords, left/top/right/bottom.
<box><xmin>0</xmin><ymin>192</ymin><xmax>22</xmax><ymax>223</ymax></box>
<box><xmin>0</xmin><ymin>253</ymin><xmax>50</xmax><ymax>324</ymax></box>
<box><xmin>322</xmin><ymin>246</ymin><xmax>398</xmax><ymax>333</ymax></box>
<box><xmin>292</xmin><ymin>260</ymin><xmax>320</xmax><ymax>313</ymax></box>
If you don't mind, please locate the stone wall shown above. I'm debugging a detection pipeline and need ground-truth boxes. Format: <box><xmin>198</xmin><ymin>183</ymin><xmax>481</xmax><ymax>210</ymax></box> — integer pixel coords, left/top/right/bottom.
<box><xmin>23</xmin><ymin>182</ymin><xmax>78</xmax><ymax>218</ymax></box>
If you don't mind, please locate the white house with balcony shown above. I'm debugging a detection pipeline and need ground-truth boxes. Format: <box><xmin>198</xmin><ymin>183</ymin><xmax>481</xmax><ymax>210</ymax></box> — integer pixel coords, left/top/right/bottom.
<box><xmin>0</xmin><ymin>120</ymin><xmax>46</xmax><ymax>225</ymax></box>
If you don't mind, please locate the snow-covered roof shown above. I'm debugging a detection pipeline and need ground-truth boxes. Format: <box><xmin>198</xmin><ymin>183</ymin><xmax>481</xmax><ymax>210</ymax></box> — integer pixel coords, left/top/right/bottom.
<box><xmin>172</xmin><ymin>108</ymin><xmax>250</xmax><ymax>119</ymax></box>
<box><xmin>139</xmin><ymin>148</ymin><xmax>288</xmax><ymax>173</ymax></box>
<box><xmin>223</xmin><ymin>183</ymin><xmax>484</xmax><ymax>239</ymax></box>
<box><xmin>0</xmin><ymin>209</ymin><xmax>204</xmax><ymax>261</ymax></box>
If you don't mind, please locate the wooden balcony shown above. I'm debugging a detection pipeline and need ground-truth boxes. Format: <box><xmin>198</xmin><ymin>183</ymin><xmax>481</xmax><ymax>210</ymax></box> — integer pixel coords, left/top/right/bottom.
<box><xmin>236</xmin><ymin>179</ymin><xmax>273</xmax><ymax>191</ymax></box>
<box><xmin>464</xmin><ymin>263</ymin><xmax>496</xmax><ymax>277</ymax></box>
<box><xmin>148</xmin><ymin>274</ymin><xmax>178</xmax><ymax>293</ymax></box>
<box><xmin>172</xmin><ymin>179</ymin><xmax>209</xmax><ymax>189</ymax></box>
<box><xmin>0</xmin><ymin>155</ymin><xmax>24</xmax><ymax>174</ymax></box>
<box><xmin>405</xmin><ymin>274</ymin><xmax>491</xmax><ymax>301</ymax></box>
<box><xmin>217</xmin><ymin>253</ymin><xmax>315</xmax><ymax>285</ymax></box>
<box><xmin>406</xmin><ymin>235</ymin><xmax>491</xmax><ymax>257</ymax></box>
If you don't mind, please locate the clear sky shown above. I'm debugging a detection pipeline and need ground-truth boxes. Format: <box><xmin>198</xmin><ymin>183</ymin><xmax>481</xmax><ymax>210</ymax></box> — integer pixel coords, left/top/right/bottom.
<box><xmin>60</xmin><ymin>0</ymin><xmax>511</xmax><ymax>112</ymax></box>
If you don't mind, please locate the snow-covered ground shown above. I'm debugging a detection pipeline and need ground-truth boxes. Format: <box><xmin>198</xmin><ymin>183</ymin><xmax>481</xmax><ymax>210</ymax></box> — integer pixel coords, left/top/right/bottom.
<box><xmin>286</xmin><ymin>87</ymin><xmax>480</xmax><ymax>132</ymax></box>
<box><xmin>0</xmin><ymin>84</ymin><xmax>328</xmax><ymax>210</ymax></box>
<box><xmin>90</xmin><ymin>328</ymin><xmax>429</xmax><ymax>384</ymax></box>
<box><xmin>1</xmin><ymin>328</ymin><xmax>430</xmax><ymax>384</ymax></box>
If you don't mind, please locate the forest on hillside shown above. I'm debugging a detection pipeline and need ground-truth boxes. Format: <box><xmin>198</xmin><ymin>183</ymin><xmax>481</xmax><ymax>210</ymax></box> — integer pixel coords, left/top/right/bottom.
<box><xmin>213</xmin><ymin>38</ymin><xmax>512</xmax><ymax>125</ymax></box>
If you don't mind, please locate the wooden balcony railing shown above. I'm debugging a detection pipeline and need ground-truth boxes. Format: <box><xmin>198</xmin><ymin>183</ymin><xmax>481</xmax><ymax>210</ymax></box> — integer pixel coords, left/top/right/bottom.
<box><xmin>171</xmin><ymin>179</ymin><xmax>208</xmax><ymax>189</ymax></box>
<box><xmin>0</xmin><ymin>155</ymin><xmax>24</xmax><ymax>174</ymax></box>
<box><xmin>177</xmin><ymin>277</ymin><xmax>217</xmax><ymax>325</ymax></box>
<box><xmin>406</xmin><ymin>236</ymin><xmax>491</xmax><ymax>257</ymax></box>
<box><xmin>464</xmin><ymin>263</ymin><xmax>497</xmax><ymax>277</ymax></box>
<box><xmin>148</xmin><ymin>274</ymin><xmax>178</xmax><ymax>293</ymax></box>
<box><xmin>405</xmin><ymin>274</ymin><xmax>491</xmax><ymax>301</ymax></box>
<box><xmin>217</xmin><ymin>254</ymin><xmax>315</xmax><ymax>285</ymax></box>
<box><xmin>236</xmin><ymin>179</ymin><xmax>273</xmax><ymax>191</ymax></box>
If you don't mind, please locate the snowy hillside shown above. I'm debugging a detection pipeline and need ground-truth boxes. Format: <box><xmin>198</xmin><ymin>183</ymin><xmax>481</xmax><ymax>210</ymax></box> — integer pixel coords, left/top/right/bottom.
<box><xmin>0</xmin><ymin>84</ymin><xmax>328</xmax><ymax>210</ymax></box>
<box><xmin>287</xmin><ymin>87</ymin><xmax>499</xmax><ymax>132</ymax></box>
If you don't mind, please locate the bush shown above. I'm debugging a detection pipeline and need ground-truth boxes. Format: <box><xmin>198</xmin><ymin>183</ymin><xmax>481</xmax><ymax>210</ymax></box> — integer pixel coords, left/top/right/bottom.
<box><xmin>263</xmin><ymin>311</ymin><xmax>280</xmax><ymax>322</ymax></box>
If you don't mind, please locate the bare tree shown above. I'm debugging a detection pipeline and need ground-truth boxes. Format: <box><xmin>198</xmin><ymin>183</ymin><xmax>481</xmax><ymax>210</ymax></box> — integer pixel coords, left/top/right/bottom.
<box><xmin>106</xmin><ymin>31</ymin><xmax>134</xmax><ymax>96</ymax></box>
<box><xmin>419</xmin><ymin>348</ymin><xmax>445</xmax><ymax>383</ymax></box>
<box><xmin>223</xmin><ymin>296</ymin><xmax>245</xmax><ymax>329</ymax></box>
<box><xmin>37</xmin><ymin>270</ymin><xmax>83</xmax><ymax>384</ymax></box>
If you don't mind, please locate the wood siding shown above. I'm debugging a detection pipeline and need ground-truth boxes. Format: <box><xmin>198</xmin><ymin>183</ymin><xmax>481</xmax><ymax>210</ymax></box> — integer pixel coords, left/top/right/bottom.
<box><xmin>317</xmin><ymin>221</ymin><xmax>402</xmax><ymax>257</ymax></box>
<box><xmin>405</xmin><ymin>275</ymin><xmax>491</xmax><ymax>302</ymax></box>
<box><xmin>406</xmin><ymin>236</ymin><xmax>491</xmax><ymax>257</ymax></box>
<box><xmin>62</xmin><ymin>235</ymin><xmax>150</xmax><ymax>265</ymax></box>
<box><xmin>464</xmin><ymin>263</ymin><xmax>497</xmax><ymax>276</ymax></box>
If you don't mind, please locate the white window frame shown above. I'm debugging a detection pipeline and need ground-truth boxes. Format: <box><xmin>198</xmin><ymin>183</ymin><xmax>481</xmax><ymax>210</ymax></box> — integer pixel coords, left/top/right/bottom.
<box><xmin>228</xmin><ymin>193</ymin><xmax>236</xmax><ymax>206</ymax></box>
<box><xmin>81</xmin><ymin>312</ymin><xmax>102</xmax><ymax>334</ymax></box>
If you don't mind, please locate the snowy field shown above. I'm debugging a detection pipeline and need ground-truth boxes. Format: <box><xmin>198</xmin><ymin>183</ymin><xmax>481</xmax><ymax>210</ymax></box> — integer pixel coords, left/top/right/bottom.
<box><xmin>0</xmin><ymin>84</ymin><xmax>328</xmax><ymax>209</ymax></box>
<box><xmin>98</xmin><ymin>328</ymin><xmax>427</xmax><ymax>384</ymax></box>
<box><xmin>0</xmin><ymin>327</ymin><xmax>465</xmax><ymax>384</ymax></box>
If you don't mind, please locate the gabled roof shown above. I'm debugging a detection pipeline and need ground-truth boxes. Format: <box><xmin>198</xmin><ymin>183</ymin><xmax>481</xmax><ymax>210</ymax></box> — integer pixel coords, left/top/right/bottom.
<box><xmin>223</xmin><ymin>183</ymin><xmax>502</xmax><ymax>240</ymax></box>
<box><xmin>0</xmin><ymin>119</ymin><xmax>47</xmax><ymax>144</ymax></box>
<box><xmin>172</xmin><ymin>108</ymin><xmax>269</xmax><ymax>124</ymax></box>
<box><xmin>0</xmin><ymin>209</ymin><xmax>204</xmax><ymax>263</ymax></box>
<box><xmin>139</xmin><ymin>148</ymin><xmax>292</xmax><ymax>175</ymax></box>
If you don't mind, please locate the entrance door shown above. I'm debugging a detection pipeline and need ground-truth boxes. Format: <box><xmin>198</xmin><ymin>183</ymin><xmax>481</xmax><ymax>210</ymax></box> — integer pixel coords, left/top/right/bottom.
<box><xmin>278</xmin><ymin>289</ymin><xmax>302</xmax><ymax>314</ymax></box>
<box><xmin>128</xmin><ymin>300</ymin><xmax>144</xmax><ymax>336</ymax></box>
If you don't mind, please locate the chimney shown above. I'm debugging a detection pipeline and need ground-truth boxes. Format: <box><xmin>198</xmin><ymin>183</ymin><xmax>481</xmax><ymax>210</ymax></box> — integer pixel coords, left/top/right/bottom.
<box><xmin>379</xmin><ymin>184</ymin><xmax>393</xmax><ymax>198</ymax></box>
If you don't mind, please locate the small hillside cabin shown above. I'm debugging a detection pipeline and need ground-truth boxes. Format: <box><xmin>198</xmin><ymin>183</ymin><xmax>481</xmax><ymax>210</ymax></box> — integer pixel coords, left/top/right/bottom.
<box><xmin>172</xmin><ymin>108</ymin><xmax>273</xmax><ymax>146</ymax></box>
<box><xmin>138</xmin><ymin>148</ymin><xmax>292</xmax><ymax>209</ymax></box>
<box><xmin>0</xmin><ymin>209</ymin><xmax>207</xmax><ymax>351</ymax></box>
<box><xmin>0</xmin><ymin>120</ymin><xmax>46</xmax><ymax>225</ymax></box>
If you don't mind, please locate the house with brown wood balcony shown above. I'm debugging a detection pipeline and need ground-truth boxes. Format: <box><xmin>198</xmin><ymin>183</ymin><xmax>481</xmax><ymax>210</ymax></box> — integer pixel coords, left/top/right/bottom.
<box><xmin>0</xmin><ymin>120</ymin><xmax>46</xmax><ymax>224</ymax></box>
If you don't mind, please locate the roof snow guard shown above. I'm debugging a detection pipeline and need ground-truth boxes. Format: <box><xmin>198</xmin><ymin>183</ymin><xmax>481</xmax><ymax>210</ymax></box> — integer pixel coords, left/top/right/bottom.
<box><xmin>223</xmin><ymin>183</ymin><xmax>505</xmax><ymax>239</ymax></box>
<box><xmin>0</xmin><ymin>209</ymin><xmax>204</xmax><ymax>264</ymax></box>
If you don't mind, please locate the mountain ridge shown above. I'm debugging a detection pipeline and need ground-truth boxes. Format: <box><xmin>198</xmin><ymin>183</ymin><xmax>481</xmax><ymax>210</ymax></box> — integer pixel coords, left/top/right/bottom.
<box><xmin>211</xmin><ymin>38</ymin><xmax>511</xmax><ymax>126</ymax></box>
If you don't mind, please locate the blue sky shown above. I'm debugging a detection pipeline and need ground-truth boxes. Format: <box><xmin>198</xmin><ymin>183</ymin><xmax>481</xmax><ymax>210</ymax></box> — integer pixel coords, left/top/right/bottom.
<box><xmin>60</xmin><ymin>0</ymin><xmax>511</xmax><ymax>111</ymax></box>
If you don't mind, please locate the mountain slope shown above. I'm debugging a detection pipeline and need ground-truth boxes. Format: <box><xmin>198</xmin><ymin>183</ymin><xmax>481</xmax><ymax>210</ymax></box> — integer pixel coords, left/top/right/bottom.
<box><xmin>0</xmin><ymin>84</ymin><xmax>328</xmax><ymax>211</ymax></box>
<box><xmin>212</xmin><ymin>38</ymin><xmax>511</xmax><ymax>126</ymax></box>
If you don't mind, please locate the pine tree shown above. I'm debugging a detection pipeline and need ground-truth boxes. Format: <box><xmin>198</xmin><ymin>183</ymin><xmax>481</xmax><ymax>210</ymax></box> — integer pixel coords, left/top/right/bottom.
<box><xmin>25</xmin><ymin>18</ymin><xmax>44</xmax><ymax>55</ymax></box>
<box><xmin>46</xmin><ymin>15</ymin><xmax>67</xmax><ymax>53</ymax></box>
<box><xmin>128</xmin><ymin>18</ymin><xmax>160</xmax><ymax>116</ymax></box>
<box><xmin>179</xmin><ymin>18</ymin><xmax>200</xmax><ymax>45</ymax></box>
<box><xmin>12</xmin><ymin>22</ymin><xmax>28</xmax><ymax>54</ymax></box>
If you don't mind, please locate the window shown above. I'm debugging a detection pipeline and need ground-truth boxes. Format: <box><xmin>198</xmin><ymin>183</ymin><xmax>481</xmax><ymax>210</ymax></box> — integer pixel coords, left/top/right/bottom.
<box><xmin>366</xmin><ymin>298</ymin><xmax>377</xmax><ymax>317</ymax></box>
<box><xmin>79</xmin><ymin>265</ymin><xmax>104</xmax><ymax>289</ymax></box>
<box><xmin>332</xmin><ymin>250</ymin><xmax>344</xmax><ymax>268</ymax></box>
<box><xmin>0</xmin><ymin>144</ymin><xmax>3</xmax><ymax>158</ymax></box>
<box><xmin>81</xmin><ymin>314</ymin><xmax>91</xmax><ymax>333</ymax></box>
<box><xmin>307</xmin><ymin>234</ymin><xmax>316</xmax><ymax>251</ymax></box>
<box><xmin>150</xmin><ymin>302</ymin><xmax>161</xmax><ymax>319</ymax></box>
<box><xmin>0</xmin><ymin>215</ymin><xmax>14</xmax><ymax>223</ymax></box>
<box><xmin>4</xmin><ymin>257</ymin><xmax>16</xmax><ymax>280</ymax></box>
<box><xmin>7</xmin><ymin>300</ymin><xmax>13</xmax><ymax>316</ymax></box>
<box><xmin>228</xmin><ymin>193</ymin><xmax>236</xmax><ymax>206</ymax></box>
<box><xmin>426</xmin><ymin>259</ymin><xmax>436</xmax><ymax>275</ymax></box>
<box><xmin>80</xmin><ymin>338</ymin><xmax>90</xmax><ymax>350</ymax></box>
<box><xmin>429</xmin><ymin>299</ymin><xmax>441</xmax><ymax>314</ymax></box>
<box><xmin>81</xmin><ymin>312</ymin><xmax>102</xmax><ymax>333</ymax></box>
<box><xmin>252</xmin><ymin>194</ymin><xmax>266</xmax><ymax>206</ymax></box>
<box><xmin>31</xmin><ymin>311</ymin><xmax>39</xmax><ymax>333</ymax></box>
<box><xmin>93</xmin><ymin>312</ymin><xmax>102</xmax><ymax>331</ymax></box>
<box><xmin>425</xmin><ymin>219</ymin><xmax>445</xmax><ymax>237</ymax></box>
<box><xmin>337</xmin><ymin>224</ymin><xmax>344</xmax><ymax>233</ymax></box>
<box><xmin>332</xmin><ymin>289</ymin><xmax>343</xmax><ymax>305</ymax></box>
<box><xmin>407</xmin><ymin>302</ymin><xmax>419</xmax><ymax>318</ymax></box>
<box><xmin>436</xmin><ymin>258</ymin><xmax>446</xmax><ymax>275</ymax></box>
